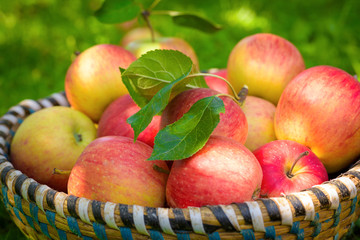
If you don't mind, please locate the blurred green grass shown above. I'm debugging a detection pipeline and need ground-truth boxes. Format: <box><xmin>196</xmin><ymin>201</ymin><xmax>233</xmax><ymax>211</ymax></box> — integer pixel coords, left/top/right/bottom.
<box><xmin>0</xmin><ymin>0</ymin><xmax>360</xmax><ymax>239</ymax></box>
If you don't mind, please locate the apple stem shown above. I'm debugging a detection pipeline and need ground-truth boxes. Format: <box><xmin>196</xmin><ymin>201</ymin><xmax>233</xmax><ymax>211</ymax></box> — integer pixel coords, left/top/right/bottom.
<box><xmin>237</xmin><ymin>85</ymin><xmax>249</xmax><ymax>106</ymax></box>
<box><xmin>142</xmin><ymin>10</ymin><xmax>156</xmax><ymax>42</ymax></box>
<box><xmin>73</xmin><ymin>133</ymin><xmax>82</xmax><ymax>143</ymax></box>
<box><xmin>74</xmin><ymin>51</ymin><xmax>81</xmax><ymax>56</ymax></box>
<box><xmin>53</xmin><ymin>168</ymin><xmax>71</xmax><ymax>175</ymax></box>
<box><xmin>187</xmin><ymin>72</ymin><xmax>240</xmax><ymax>100</ymax></box>
<box><xmin>153</xmin><ymin>164</ymin><xmax>170</xmax><ymax>174</ymax></box>
<box><xmin>287</xmin><ymin>151</ymin><xmax>310</xmax><ymax>178</ymax></box>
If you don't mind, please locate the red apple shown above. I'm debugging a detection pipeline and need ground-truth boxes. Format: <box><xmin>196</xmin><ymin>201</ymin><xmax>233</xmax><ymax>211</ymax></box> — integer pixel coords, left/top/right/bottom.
<box><xmin>253</xmin><ymin>140</ymin><xmax>328</xmax><ymax>198</ymax></box>
<box><xmin>161</xmin><ymin>88</ymin><xmax>248</xmax><ymax>144</ymax></box>
<box><xmin>166</xmin><ymin>135</ymin><xmax>262</xmax><ymax>208</ymax></box>
<box><xmin>204</xmin><ymin>68</ymin><xmax>230</xmax><ymax>94</ymax></box>
<box><xmin>275</xmin><ymin>65</ymin><xmax>360</xmax><ymax>173</ymax></box>
<box><xmin>65</xmin><ymin>44</ymin><xmax>137</xmax><ymax>122</ymax></box>
<box><xmin>10</xmin><ymin>106</ymin><xmax>97</xmax><ymax>192</ymax></box>
<box><xmin>67</xmin><ymin>136</ymin><xmax>169</xmax><ymax>207</ymax></box>
<box><xmin>227</xmin><ymin>33</ymin><xmax>305</xmax><ymax>105</ymax></box>
<box><xmin>242</xmin><ymin>96</ymin><xmax>277</xmax><ymax>151</ymax></box>
<box><xmin>97</xmin><ymin>94</ymin><xmax>161</xmax><ymax>147</ymax></box>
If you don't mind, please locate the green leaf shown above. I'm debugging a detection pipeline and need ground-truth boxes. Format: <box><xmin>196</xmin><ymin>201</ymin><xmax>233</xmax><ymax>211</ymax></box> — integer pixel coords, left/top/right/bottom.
<box><xmin>121</xmin><ymin>49</ymin><xmax>206</xmax><ymax>108</ymax></box>
<box><xmin>170</xmin><ymin>12</ymin><xmax>222</xmax><ymax>33</ymax></box>
<box><xmin>127</xmin><ymin>74</ymin><xmax>190</xmax><ymax>141</ymax></box>
<box><xmin>148</xmin><ymin>96</ymin><xmax>225</xmax><ymax>160</ymax></box>
<box><xmin>94</xmin><ymin>0</ymin><xmax>141</xmax><ymax>24</ymax></box>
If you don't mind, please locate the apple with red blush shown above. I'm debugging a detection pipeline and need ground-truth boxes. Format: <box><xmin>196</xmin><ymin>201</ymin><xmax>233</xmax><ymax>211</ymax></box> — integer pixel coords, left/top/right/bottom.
<box><xmin>98</xmin><ymin>94</ymin><xmax>160</xmax><ymax>147</ymax></box>
<box><xmin>166</xmin><ymin>135</ymin><xmax>262</xmax><ymax>208</ymax></box>
<box><xmin>253</xmin><ymin>140</ymin><xmax>328</xmax><ymax>198</ymax></box>
<box><xmin>67</xmin><ymin>136</ymin><xmax>168</xmax><ymax>207</ymax></box>
<box><xmin>161</xmin><ymin>88</ymin><xmax>248</xmax><ymax>144</ymax></box>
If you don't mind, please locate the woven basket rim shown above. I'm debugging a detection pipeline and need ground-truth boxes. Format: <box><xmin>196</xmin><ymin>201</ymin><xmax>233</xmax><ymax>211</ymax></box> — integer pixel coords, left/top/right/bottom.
<box><xmin>1</xmin><ymin>91</ymin><xmax>360</xmax><ymax>239</ymax></box>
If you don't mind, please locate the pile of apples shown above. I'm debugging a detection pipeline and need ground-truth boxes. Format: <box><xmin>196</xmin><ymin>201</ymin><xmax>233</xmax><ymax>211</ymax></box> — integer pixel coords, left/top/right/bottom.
<box><xmin>9</xmin><ymin>30</ymin><xmax>360</xmax><ymax>209</ymax></box>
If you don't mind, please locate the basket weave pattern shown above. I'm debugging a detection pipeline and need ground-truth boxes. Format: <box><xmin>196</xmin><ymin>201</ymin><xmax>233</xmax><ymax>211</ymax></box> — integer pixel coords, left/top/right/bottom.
<box><xmin>1</xmin><ymin>92</ymin><xmax>360</xmax><ymax>240</ymax></box>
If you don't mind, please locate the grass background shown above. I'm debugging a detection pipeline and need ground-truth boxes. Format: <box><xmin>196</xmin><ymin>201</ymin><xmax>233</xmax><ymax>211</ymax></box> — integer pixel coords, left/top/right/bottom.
<box><xmin>0</xmin><ymin>0</ymin><xmax>359</xmax><ymax>239</ymax></box>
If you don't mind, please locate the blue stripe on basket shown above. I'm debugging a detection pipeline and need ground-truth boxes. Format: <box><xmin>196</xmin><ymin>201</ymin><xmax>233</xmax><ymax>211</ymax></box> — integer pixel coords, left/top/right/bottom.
<box><xmin>67</xmin><ymin>216</ymin><xmax>82</xmax><ymax>237</ymax></box>
<box><xmin>119</xmin><ymin>227</ymin><xmax>133</xmax><ymax>240</ymax></box>
<box><xmin>25</xmin><ymin>215</ymin><xmax>36</xmax><ymax>230</ymax></box>
<box><xmin>1</xmin><ymin>185</ymin><xmax>9</xmax><ymax>206</ymax></box>
<box><xmin>334</xmin><ymin>233</ymin><xmax>339</xmax><ymax>240</ymax></box>
<box><xmin>265</xmin><ymin>226</ymin><xmax>276</xmax><ymax>239</ymax></box>
<box><xmin>333</xmin><ymin>204</ymin><xmax>341</xmax><ymax>227</ymax></box>
<box><xmin>13</xmin><ymin>207</ymin><xmax>24</xmax><ymax>224</ymax></box>
<box><xmin>46</xmin><ymin>210</ymin><xmax>56</xmax><ymax>229</ymax></box>
<box><xmin>176</xmin><ymin>231</ymin><xmax>191</xmax><ymax>240</ymax></box>
<box><xmin>40</xmin><ymin>222</ymin><xmax>51</xmax><ymax>238</ymax></box>
<box><xmin>57</xmin><ymin>229</ymin><xmax>67</xmax><ymax>240</ymax></box>
<box><xmin>149</xmin><ymin>230</ymin><xmax>164</xmax><ymax>240</ymax></box>
<box><xmin>17</xmin><ymin>118</ymin><xmax>24</xmax><ymax>124</ymax></box>
<box><xmin>5</xmin><ymin>142</ymin><xmax>10</xmax><ymax>153</ymax></box>
<box><xmin>311</xmin><ymin>213</ymin><xmax>321</xmax><ymax>237</ymax></box>
<box><xmin>93</xmin><ymin>222</ymin><xmax>107</xmax><ymax>240</ymax></box>
<box><xmin>208</xmin><ymin>231</ymin><xmax>221</xmax><ymax>240</ymax></box>
<box><xmin>29</xmin><ymin>202</ymin><xmax>40</xmax><ymax>226</ymax></box>
<box><xmin>9</xmin><ymin>129</ymin><xmax>15</xmax><ymax>137</ymax></box>
<box><xmin>14</xmin><ymin>194</ymin><xmax>24</xmax><ymax>214</ymax></box>
<box><xmin>350</xmin><ymin>196</ymin><xmax>358</xmax><ymax>216</ymax></box>
<box><xmin>290</xmin><ymin>221</ymin><xmax>300</xmax><ymax>234</ymax></box>
<box><xmin>241</xmin><ymin>229</ymin><xmax>255</xmax><ymax>240</ymax></box>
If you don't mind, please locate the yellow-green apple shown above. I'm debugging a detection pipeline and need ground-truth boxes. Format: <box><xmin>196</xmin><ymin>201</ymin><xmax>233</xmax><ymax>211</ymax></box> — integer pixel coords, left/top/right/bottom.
<box><xmin>125</xmin><ymin>37</ymin><xmax>200</xmax><ymax>71</ymax></box>
<box><xmin>275</xmin><ymin>65</ymin><xmax>360</xmax><ymax>173</ymax></box>
<box><xmin>253</xmin><ymin>140</ymin><xmax>328</xmax><ymax>197</ymax></box>
<box><xmin>161</xmin><ymin>88</ymin><xmax>248</xmax><ymax>144</ymax></box>
<box><xmin>204</xmin><ymin>68</ymin><xmax>230</xmax><ymax>94</ymax></box>
<box><xmin>241</xmin><ymin>96</ymin><xmax>277</xmax><ymax>151</ymax></box>
<box><xmin>227</xmin><ymin>33</ymin><xmax>305</xmax><ymax>105</ymax></box>
<box><xmin>67</xmin><ymin>136</ymin><xmax>168</xmax><ymax>207</ymax></box>
<box><xmin>10</xmin><ymin>106</ymin><xmax>97</xmax><ymax>192</ymax></box>
<box><xmin>65</xmin><ymin>44</ymin><xmax>137</xmax><ymax>122</ymax></box>
<box><xmin>166</xmin><ymin>135</ymin><xmax>262</xmax><ymax>208</ymax></box>
<box><xmin>121</xmin><ymin>27</ymin><xmax>161</xmax><ymax>47</ymax></box>
<box><xmin>97</xmin><ymin>94</ymin><xmax>161</xmax><ymax>147</ymax></box>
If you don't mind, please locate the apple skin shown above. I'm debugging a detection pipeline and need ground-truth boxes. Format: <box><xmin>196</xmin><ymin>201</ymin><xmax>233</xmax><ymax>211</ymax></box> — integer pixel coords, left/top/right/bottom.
<box><xmin>242</xmin><ymin>96</ymin><xmax>277</xmax><ymax>151</ymax></box>
<box><xmin>166</xmin><ymin>135</ymin><xmax>262</xmax><ymax>208</ymax></box>
<box><xmin>161</xmin><ymin>88</ymin><xmax>248</xmax><ymax>144</ymax></box>
<box><xmin>67</xmin><ymin>136</ymin><xmax>169</xmax><ymax>207</ymax></box>
<box><xmin>227</xmin><ymin>33</ymin><xmax>305</xmax><ymax>105</ymax></box>
<box><xmin>10</xmin><ymin>106</ymin><xmax>97</xmax><ymax>192</ymax></box>
<box><xmin>126</xmin><ymin>37</ymin><xmax>199</xmax><ymax>71</ymax></box>
<box><xmin>253</xmin><ymin>140</ymin><xmax>328</xmax><ymax>198</ymax></box>
<box><xmin>275</xmin><ymin>65</ymin><xmax>360</xmax><ymax>173</ymax></box>
<box><xmin>65</xmin><ymin>44</ymin><xmax>137</xmax><ymax>122</ymax></box>
<box><xmin>204</xmin><ymin>69</ymin><xmax>230</xmax><ymax>94</ymax></box>
<box><xmin>121</xmin><ymin>27</ymin><xmax>161</xmax><ymax>47</ymax></box>
<box><xmin>97</xmin><ymin>94</ymin><xmax>161</xmax><ymax>147</ymax></box>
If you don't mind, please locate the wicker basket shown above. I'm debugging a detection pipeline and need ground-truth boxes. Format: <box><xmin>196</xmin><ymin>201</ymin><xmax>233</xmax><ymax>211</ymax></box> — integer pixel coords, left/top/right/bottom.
<box><xmin>1</xmin><ymin>92</ymin><xmax>360</xmax><ymax>240</ymax></box>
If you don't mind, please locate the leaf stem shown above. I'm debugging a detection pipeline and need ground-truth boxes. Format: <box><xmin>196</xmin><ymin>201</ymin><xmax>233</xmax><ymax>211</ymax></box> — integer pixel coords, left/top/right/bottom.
<box><xmin>148</xmin><ymin>0</ymin><xmax>161</xmax><ymax>11</ymax></box>
<box><xmin>215</xmin><ymin>93</ymin><xmax>243</xmax><ymax>108</ymax></box>
<box><xmin>187</xmin><ymin>73</ymin><xmax>239</xmax><ymax>100</ymax></box>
